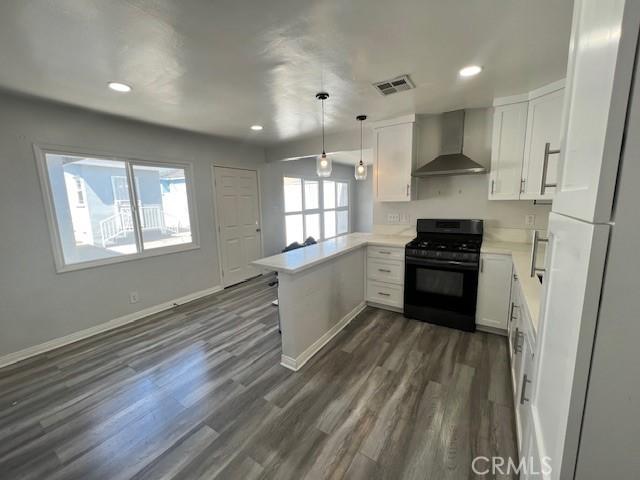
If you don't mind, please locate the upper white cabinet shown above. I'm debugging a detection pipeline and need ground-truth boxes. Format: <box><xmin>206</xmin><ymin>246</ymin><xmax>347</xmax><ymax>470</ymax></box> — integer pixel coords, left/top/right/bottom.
<box><xmin>476</xmin><ymin>253</ymin><xmax>513</xmax><ymax>331</ymax></box>
<box><xmin>490</xmin><ymin>81</ymin><xmax>565</xmax><ymax>201</ymax></box>
<box><xmin>489</xmin><ymin>102</ymin><xmax>528</xmax><ymax>200</ymax></box>
<box><xmin>521</xmin><ymin>85</ymin><xmax>564</xmax><ymax>200</ymax></box>
<box><xmin>553</xmin><ymin>0</ymin><xmax>639</xmax><ymax>223</ymax></box>
<box><xmin>373</xmin><ymin>115</ymin><xmax>417</xmax><ymax>202</ymax></box>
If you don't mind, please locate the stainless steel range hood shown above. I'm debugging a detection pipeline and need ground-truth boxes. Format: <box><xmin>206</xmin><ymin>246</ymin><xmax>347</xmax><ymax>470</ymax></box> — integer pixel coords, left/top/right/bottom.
<box><xmin>412</xmin><ymin>110</ymin><xmax>487</xmax><ymax>177</ymax></box>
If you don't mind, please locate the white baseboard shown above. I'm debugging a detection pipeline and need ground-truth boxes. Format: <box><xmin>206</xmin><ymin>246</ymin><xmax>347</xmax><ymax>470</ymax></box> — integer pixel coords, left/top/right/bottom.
<box><xmin>0</xmin><ymin>285</ymin><xmax>223</xmax><ymax>369</ymax></box>
<box><xmin>280</xmin><ymin>301</ymin><xmax>366</xmax><ymax>372</ymax></box>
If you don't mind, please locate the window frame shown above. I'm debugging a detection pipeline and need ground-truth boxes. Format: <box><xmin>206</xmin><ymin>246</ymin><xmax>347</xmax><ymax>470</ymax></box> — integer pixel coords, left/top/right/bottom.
<box><xmin>34</xmin><ymin>144</ymin><xmax>200</xmax><ymax>273</ymax></box>
<box><xmin>322</xmin><ymin>180</ymin><xmax>349</xmax><ymax>239</ymax></box>
<box><xmin>283</xmin><ymin>177</ymin><xmax>322</xmax><ymax>245</ymax></box>
<box><xmin>282</xmin><ymin>176</ymin><xmax>350</xmax><ymax>245</ymax></box>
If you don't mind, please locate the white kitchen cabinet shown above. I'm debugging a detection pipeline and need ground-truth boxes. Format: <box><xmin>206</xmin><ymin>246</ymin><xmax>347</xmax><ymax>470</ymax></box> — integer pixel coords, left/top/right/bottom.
<box><xmin>529</xmin><ymin>212</ymin><xmax>609</xmax><ymax>478</ymax></box>
<box><xmin>521</xmin><ymin>85</ymin><xmax>564</xmax><ymax>200</ymax></box>
<box><xmin>553</xmin><ymin>0</ymin><xmax>638</xmax><ymax>223</ymax></box>
<box><xmin>366</xmin><ymin>246</ymin><xmax>404</xmax><ymax>310</ymax></box>
<box><xmin>475</xmin><ymin>253</ymin><xmax>513</xmax><ymax>332</ymax></box>
<box><xmin>490</xmin><ymin>81</ymin><xmax>565</xmax><ymax>202</ymax></box>
<box><xmin>507</xmin><ymin>270</ymin><xmax>521</xmax><ymax>358</ymax></box>
<box><xmin>489</xmin><ymin>102</ymin><xmax>528</xmax><ymax>200</ymax></box>
<box><xmin>515</xmin><ymin>319</ymin><xmax>536</xmax><ymax>451</ymax></box>
<box><xmin>373</xmin><ymin>115</ymin><xmax>417</xmax><ymax>202</ymax></box>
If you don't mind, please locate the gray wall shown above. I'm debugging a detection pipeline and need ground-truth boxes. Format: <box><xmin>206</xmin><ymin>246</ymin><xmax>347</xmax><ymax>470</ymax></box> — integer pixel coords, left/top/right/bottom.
<box><xmin>0</xmin><ymin>92</ymin><xmax>265</xmax><ymax>358</ymax></box>
<box><xmin>260</xmin><ymin>158</ymin><xmax>369</xmax><ymax>255</ymax></box>
<box><xmin>354</xmin><ymin>165</ymin><xmax>373</xmax><ymax>232</ymax></box>
<box><xmin>374</xmin><ymin>109</ymin><xmax>551</xmax><ymax>233</ymax></box>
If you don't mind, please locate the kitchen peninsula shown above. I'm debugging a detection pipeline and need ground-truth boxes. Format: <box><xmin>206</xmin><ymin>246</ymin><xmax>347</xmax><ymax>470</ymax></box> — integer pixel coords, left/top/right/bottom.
<box><xmin>253</xmin><ymin>233</ymin><xmax>411</xmax><ymax>370</ymax></box>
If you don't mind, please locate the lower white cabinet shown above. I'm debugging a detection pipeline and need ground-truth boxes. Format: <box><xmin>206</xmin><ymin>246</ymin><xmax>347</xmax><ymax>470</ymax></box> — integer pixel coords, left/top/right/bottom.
<box><xmin>507</xmin><ymin>270</ymin><xmax>537</xmax><ymax>456</ymax></box>
<box><xmin>366</xmin><ymin>246</ymin><xmax>404</xmax><ymax>309</ymax></box>
<box><xmin>476</xmin><ymin>253</ymin><xmax>513</xmax><ymax>332</ymax></box>
<box><xmin>515</xmin><ymin>330</ymin><xmax>535</xmax><ymax>450</ymax></box>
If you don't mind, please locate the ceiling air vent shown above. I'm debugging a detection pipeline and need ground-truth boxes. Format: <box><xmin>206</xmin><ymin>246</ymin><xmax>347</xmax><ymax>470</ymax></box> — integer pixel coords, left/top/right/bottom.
<box><xmin>373</xmin><ymin>75</ymin><xmax>415</xmax><ymax>96</ymax></box>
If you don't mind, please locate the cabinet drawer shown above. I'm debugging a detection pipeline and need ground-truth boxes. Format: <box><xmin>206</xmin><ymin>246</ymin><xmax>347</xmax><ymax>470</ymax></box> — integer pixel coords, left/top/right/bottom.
<box><xmin>367</xmin><ymin>258</ymin><xmax>404</xmax><ymax>284</ymax></box>
<box><xmin>367</xmin><ymin>280</ymin><xmax>403</xmax><ymax>307</ymax></box>
<box><xmin>367</xmin><ymin>246</ymin><xmax>404</xmax><ymax>261</ymax></box>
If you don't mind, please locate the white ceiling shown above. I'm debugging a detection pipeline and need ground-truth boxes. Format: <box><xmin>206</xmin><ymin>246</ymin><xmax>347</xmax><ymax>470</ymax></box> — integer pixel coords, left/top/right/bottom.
<box><xmin>0</xmin><ymin>0</ymin><xmax>573</xmax><ymax>145</ymax></box>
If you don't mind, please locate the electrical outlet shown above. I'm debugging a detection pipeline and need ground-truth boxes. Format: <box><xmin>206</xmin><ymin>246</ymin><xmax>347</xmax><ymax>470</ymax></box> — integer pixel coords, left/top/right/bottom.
<box><xmin>387</xmin><ymin>213</ymin><xmax>400</xmax><ymax>224</ymax></box>
<box><xmin>400</xmin><ymin>212</ymin><xmax>410</xmax><ymax>224</ymax></box>
<box><xmin>525</xmin><ymin>214</ymin><xmax>536</xmax><ymax>228</ymax></box>
<box><xmin>129</xmin><ymin>291</ymin><xmax>139</xmax><ymax>304</ymax></box>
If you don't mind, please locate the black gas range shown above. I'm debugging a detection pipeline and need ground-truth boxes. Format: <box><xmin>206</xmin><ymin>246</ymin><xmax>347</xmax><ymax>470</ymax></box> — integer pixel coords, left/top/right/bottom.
<box><xmin>404</xmin><ymin>219</ymin><xmax>483</xmax><ymax>332</ymax></box>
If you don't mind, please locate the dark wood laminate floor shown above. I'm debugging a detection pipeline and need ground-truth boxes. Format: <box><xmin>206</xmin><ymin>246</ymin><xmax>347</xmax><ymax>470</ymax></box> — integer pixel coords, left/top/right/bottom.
<box><xmin>0</xmin><ymin>274</ymin><xmax>517</xmax><ymax>480</ymax></box>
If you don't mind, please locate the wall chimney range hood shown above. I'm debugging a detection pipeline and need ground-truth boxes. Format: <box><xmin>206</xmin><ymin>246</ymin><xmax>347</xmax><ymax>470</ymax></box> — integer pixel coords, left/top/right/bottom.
<box><xmin>412</xmin><ymin>110</ymin><xmax>486</xmax><ymax>177</ymax></box>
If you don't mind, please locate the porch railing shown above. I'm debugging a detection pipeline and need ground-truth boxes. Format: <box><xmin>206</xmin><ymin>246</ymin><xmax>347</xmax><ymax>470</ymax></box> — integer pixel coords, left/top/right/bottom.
<box><xmin>99</xmin><ymin>205</ymin><xmax>185</xmax><ymax>247</ymax></box>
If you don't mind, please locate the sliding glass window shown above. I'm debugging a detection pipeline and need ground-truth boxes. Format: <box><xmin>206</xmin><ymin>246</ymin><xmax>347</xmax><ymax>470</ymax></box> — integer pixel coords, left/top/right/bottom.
<box><xmin>37</xmin><ymin>148</ymin><xmax>197</xmax><ymax>271</ymax></box>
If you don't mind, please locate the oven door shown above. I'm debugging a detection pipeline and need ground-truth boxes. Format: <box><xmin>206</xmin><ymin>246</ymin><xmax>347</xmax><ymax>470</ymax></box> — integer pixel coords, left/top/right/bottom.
<box><xmin>404</xmin><ymin>256</ymin><xmax>479</xmax><ymax>330</ymax></box>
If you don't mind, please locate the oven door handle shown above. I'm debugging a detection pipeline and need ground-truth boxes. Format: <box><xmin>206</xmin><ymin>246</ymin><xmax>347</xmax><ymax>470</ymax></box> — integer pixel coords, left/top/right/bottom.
<box><xmin>405</xmin><ymin>256</ymin><xmax>478</xmax><ymax>270</ymax></box>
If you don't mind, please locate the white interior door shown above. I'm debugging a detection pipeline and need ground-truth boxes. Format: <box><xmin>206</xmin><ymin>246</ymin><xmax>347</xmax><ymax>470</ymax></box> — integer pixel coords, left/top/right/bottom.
<box><xmin>528</xmin><ymin>212</ymin><xmax>609</xmax><ymax>480</ymax></box>
<box><xmin>214</xmin><ymin>167</ymin><xmax>262</xmax><ymax>287</ymax></box>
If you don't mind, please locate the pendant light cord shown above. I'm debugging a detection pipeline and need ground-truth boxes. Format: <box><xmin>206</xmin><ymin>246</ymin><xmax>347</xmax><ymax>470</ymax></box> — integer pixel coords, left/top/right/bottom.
<box><xmin>321</xmin><ymin>99</ymin><xmax>326</xmax><ymax>154</ymax></box>
<box><xmin>360</xmin><ymin>119</ymin><xmax>363</xmax><ymax>163</ymax></box>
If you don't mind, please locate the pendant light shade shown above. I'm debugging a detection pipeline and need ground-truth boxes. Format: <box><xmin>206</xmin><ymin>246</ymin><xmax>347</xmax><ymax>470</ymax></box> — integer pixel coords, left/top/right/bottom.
<box><xmin>355</xmin><ymin>115</ymin><xmax>367</xmax><ymax>180</ymax></box>
<box><xmin>316</xmin><ymin>92</ymin><xmax>332</xmax><ymax>177</ymax></box>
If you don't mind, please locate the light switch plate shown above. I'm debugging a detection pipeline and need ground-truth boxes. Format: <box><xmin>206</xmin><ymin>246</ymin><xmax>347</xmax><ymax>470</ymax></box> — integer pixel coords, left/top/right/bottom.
<box><xmin>387</xmin><ymin>213</ymin><xmax>400</xmax><ymax>224</ymax></box>
<box><xmin>525</xmin><ymin>214</ymin><xmax>536</xmax><ymax>228</ymax></box>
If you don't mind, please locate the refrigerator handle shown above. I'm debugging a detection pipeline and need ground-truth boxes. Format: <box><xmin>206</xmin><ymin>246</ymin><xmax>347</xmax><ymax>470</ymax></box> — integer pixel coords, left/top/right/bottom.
<box><xmin>530</xmin><ymin>230</ymin><xmax>549</xmax><ymax>277</ymax></box>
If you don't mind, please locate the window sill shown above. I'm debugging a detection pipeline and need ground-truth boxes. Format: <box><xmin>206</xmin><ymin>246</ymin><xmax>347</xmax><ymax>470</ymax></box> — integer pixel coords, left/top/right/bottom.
<box><xmin>54</xmin><ymin>242</ymin><xmax>201</xmax><ymax>274</ymax></box>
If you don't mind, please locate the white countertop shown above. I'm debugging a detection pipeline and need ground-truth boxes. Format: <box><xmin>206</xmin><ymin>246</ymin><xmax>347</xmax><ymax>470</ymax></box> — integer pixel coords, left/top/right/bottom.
<box><xmin>253</xmin><ymin>233</ymin><xmax>412</xmax><ymax>275</ymax></box>
<box><xmin>482</xmin><ymin>241</ymin><xmax>542</xmax><ymax>335</ymax></box>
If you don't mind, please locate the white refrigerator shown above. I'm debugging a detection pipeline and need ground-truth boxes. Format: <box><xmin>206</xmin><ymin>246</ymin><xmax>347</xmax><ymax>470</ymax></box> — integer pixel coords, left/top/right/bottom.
<box><xmin>523</xmin><ymin>0</ymin><xmax>640</xmax><ymax>479</ymax></box>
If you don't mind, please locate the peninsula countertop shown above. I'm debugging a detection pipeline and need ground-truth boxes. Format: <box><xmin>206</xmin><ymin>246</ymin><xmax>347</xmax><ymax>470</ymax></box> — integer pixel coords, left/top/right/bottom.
<box><xmin>253</xmin><ymin>233</ymin><xmax>412</xmax><ymax>275</ymax></box>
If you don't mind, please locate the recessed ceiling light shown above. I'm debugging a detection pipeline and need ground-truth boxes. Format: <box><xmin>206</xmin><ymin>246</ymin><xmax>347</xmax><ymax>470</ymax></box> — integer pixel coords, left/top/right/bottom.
<box><xmin>459</xmin><ymin>65</ymin><xmax>483</xmax><ymax>77</ymax></box>
<box><xmin>250</xmin><ymin>125</ymin><xmax>263</xmax><ymax>131</ymax></box>
<box><xmin>108</xmin><ymin>82</ymin><xmax>132</xmax><ymax>93</ymax></box>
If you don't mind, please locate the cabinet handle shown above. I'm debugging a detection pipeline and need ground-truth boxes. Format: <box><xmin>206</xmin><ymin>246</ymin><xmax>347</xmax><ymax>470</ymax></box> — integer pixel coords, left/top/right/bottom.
<box><xmin>406</xmin><ymin>184</ymin><xmax>410</xmax><ymax>197</ymax></box>
<box><xmin>520</xmin><ymin>374</ymin><xmax>532</xmax><ymax>405</ymax></box>
<box><xmin>513</xmin><ymin>273</ymin><xmax>518</xmax><ymax>281</ymax></box>
<box><xmin>377</xmin><ymin>292</ymin><xmax>391</xmax><ymax>297</ymax></box>
<box><xmin>530</xmin><ymin>230</ymin><xmax>548</xmax><ymax>277</ymax></box>
<box><xmin>491</xmin><ymin>179</ymin><xmax>495</xmax><ymax>195</ymax></box>
<box><xmin>510</xmin><ymin>302</ymin><xmax>515</xmax><ymax>321</ymax></box>
<box><xmin>541</xmin><ymin>142</ymin><xmax>560</xmax><ymax>195</ymax></box>
<box><xmin>520</xmin><ymin>178</ymin><xmax>525</xmax><ymax>194</ymax></box>
<box><xmin>514</xmin><ymin>328</ymin><xmax>523</xmax><ymax>354</ymax></box>
<box><xmin>378</xmin><ymin>268</ymin><xmax>391</xmax><ymax>273</ymax></box>
<box><xmin>480</xmin><ymin>258</ymin><xmax>484</xmax><ymax>273</ymax></box>
<box><xmin>379</xmin><ymin>250</ymin><xmax>391</xmax><ymax>255</ymax></box>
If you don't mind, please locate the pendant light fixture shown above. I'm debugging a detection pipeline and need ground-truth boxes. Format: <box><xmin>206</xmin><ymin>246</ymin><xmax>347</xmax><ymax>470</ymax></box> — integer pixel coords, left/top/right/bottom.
<box><xmin>355</xmin><ymin>115</ymin><xmax>367</xmax><ymax>180</ymax></box>
<box><xmin>316</xmin><ymin>92</ymin><xmax>332</xmax><ymax>177</ymax></box>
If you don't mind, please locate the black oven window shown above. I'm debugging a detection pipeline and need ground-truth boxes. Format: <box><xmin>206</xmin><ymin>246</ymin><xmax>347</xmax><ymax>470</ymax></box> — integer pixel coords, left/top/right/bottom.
<box><xmin>416</xmin><ymin>268</ymin><xmax>464</xmax><ymax>297</ymax></box>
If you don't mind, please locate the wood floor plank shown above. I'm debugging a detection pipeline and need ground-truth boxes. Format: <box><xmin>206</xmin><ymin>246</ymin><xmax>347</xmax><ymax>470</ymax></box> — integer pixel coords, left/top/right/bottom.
<box><xmin>0</xmin><ymin>273</ymin><xmax>518</xmax><ymax>479</ymax></box>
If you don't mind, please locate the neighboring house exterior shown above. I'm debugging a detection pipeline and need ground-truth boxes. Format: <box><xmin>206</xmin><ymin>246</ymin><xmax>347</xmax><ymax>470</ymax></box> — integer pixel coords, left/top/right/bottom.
<box><xmin>47</xmin><ymin>154</ymin><xmax>191</xmax><ymax>262</ymax></box>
